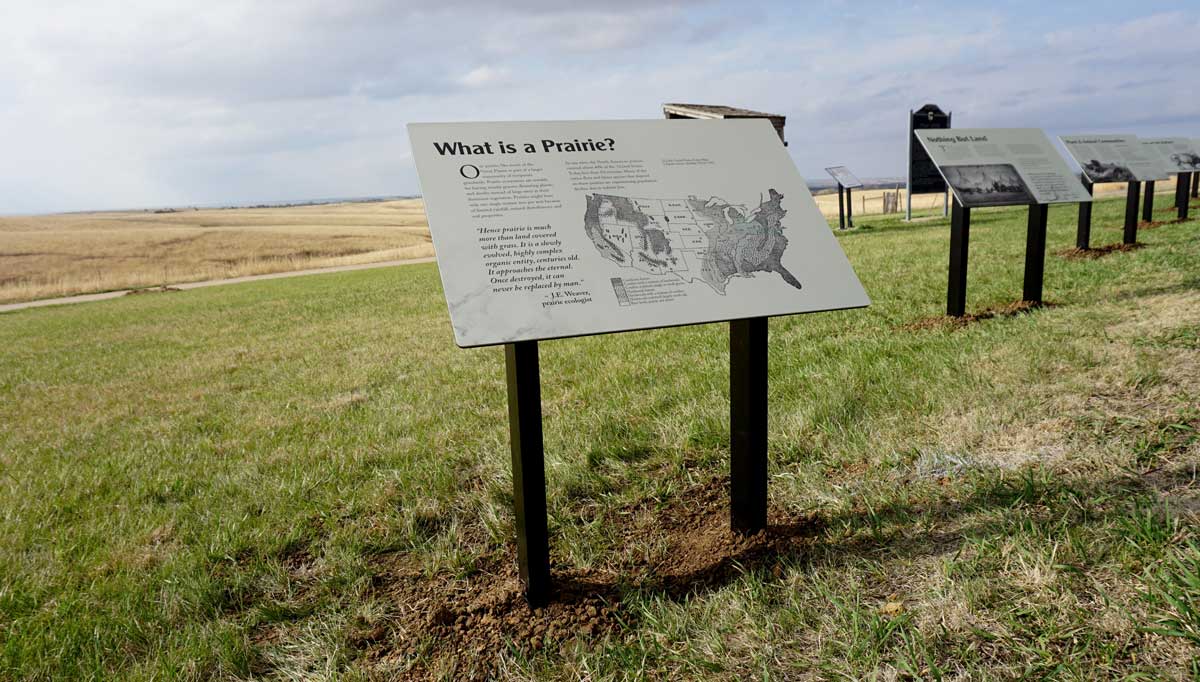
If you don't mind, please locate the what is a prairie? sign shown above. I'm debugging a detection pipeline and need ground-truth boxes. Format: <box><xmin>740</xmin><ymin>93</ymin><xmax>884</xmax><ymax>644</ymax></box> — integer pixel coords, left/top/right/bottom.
<box><xmin>409</xmin><ymin>119</ymin><xmax>868</xmax><ymax>347</ymax></box>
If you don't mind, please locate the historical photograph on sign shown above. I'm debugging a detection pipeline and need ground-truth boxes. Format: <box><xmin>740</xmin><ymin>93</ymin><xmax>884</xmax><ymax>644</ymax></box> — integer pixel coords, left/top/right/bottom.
<box><xmin>941</xmin><ymin>164</ymin><xmax>1034</xmax><ymax>207</ymax></box>
<box><xmin>824</xmin><ymin>166</ymin><xmax>863</xmax><ymax>189</ymax></box>
<box><xmin>1060</xmin><ymin>135</ymin><xmax>1167</xmax><ymax>183</ymax></box>
<box><xmin>914</xmin><ymin>128</ymin><xmax>1091</xmax><ymax>206</ymax></box>
<box><xmin>408</xmin><ymin>119</ymin><xmax>869</xmax><ymax>347</ymax></box>
<box><xmin>1081</xmin><ymin>160</ymin><xmax>1135</xmax><ymax>182</ymax></box>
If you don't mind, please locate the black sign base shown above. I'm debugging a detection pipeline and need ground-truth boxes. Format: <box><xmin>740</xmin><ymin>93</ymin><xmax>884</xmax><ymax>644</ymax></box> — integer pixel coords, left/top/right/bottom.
<box><xmin>1023</xmin><ymin>204</ymin><xmax>1049</xmax><ymax>305</ymax></box>
<box><xmin>837</xmin><ymin>185</ymin><xmax>845</xmax><ymax>230</ymax></box>
<box><xmin>846</xmin><ymin>187</ymin><xmax>854</xmax><ymax>228</ymax></box>
<box><xmin>1177</xmin><ymin>173</ymin><xmax>1193</xmax><ymax>220</ymax></box>
<box><xmin>1124</xmin><ymin>181</ymin><xmax>1141</xmax><ymax>245</ymax></box>
<box><xmin>1143</xmin><ymin>181</ymin><xmax>1155</xmax><ymax>222</ymax></box>
<box><xmin>505</xmin><ymin>341</ymin><xmax>551</xmax><ymax>607</ymax></box>
<box><xmin>503</xmin><ymin>319</ymin><xmax>772</xmax><ymax>605</ymax></box>
<box><xmin>729</xmin><ymin>317</ymin><xmax>768</xmax><ymax>534</ymax></box>
<box><xmin>947</xmin><ymin>198</ymin><xmax>970</xmax><ymax>317</ymax></box>
<box><xmin>1077</xmin><ymin>181</ymin><xmax>1093</xmax><ymax>249</ymax></box>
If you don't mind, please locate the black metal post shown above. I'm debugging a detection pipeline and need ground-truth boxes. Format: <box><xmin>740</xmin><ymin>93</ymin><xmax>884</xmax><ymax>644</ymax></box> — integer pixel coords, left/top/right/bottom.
<box><xmin>1143</xmin><ymin>181</ymin><xmax>1155</xmax><ymax>222</ymax></box>
<box><xmin>729</xmin><ymin>317</ymin><xmax>768</xmax><ymax>535</ymax></box>
<box><xmin>1023</xmin><ymin>204</ymin><xmax>1049</xmax><ymax>305</ymax></box>
<box><xmin>505</xmin><ymin>341</ymin><xmax>550</xmax><ymax>607</ymax></box>
<box><xmin>947</xmin><ymin>198</ymin><xmax>970</xmax><ymax>317</ymax></box>
<box><xmin>846</xmin><ymin>187</ymin><xmax>854</xmax><ymax>228</ymax></box>
<box><xmin>1178</xmin><ymin>173</ymin><xmax>1192</xmax><ymax>220</ymax></box>
<box><xmin>1192</xmin><ymin>170</ymin><xmax>1198</xmax><ymax>198</ymax></box>
<box><xmin>1077</xmin><ymin>180</ymin><xmax>1093</xmax><ymax>250</ymax></box>
<box><xmin>837</xmin><ymin>184</ymin><xmax>845</xmax><ymax>230</ymax></box>
<box><xmin>1124</xmin><ymin>181</ymin><xmax>1141</xmax><ymax>245</ymax></box>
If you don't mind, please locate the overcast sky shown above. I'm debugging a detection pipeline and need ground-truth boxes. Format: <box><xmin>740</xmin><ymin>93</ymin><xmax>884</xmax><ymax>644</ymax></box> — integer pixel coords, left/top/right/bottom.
<box><xmin>2</xmin><ymin>0</ymin><xmax>1198</xmax><ymax>214</ymax></box>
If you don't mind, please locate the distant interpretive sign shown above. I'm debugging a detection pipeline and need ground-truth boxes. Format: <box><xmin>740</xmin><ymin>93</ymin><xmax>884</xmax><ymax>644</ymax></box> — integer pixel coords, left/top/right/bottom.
<box><xmin>909</xmin><ymin>104</ymin><xmax>950</xmax><ymax>195</ymax></box>
<box><xmin>914</xmin><ymin>128</ymin><xmax>1092</xmax><ymax>207</ymax></box>
<box><xmin>1060</xmin><ymin>134</ymin><xmax>1168</xmax><ymax>183</ymax></box>
<box><xmin>1140</xmin><ymin>138</ymin><xmax>1200</xmax><ymax>173</ymax></box>
<box><xmin>824</xmin><ymin>166</ymin><xmax>863</xmax><ymax>188</ymax></box>
<box><xmin>408</xmin><ymin>119</ymin><xmax>869</xmax><ymax>347</ymax></box>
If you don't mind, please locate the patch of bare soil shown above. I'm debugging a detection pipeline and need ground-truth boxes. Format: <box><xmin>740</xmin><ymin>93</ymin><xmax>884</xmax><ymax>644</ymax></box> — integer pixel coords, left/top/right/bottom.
<box><xmin>904</xmin><ymin>300</ymin><xmax>1054</xmax><ymax>331</ymax></box>
<box><xmin>361</xmin><ymin>555</ymin><xmax>622</xmax><ymax>681</ymax></box>
<box><xmin>1140</xmin><ymin>218</ymin><xmax>1187</xmax><ymax>230</ymax></box>
<box><xmin>363</xmin><ymin>479</ymin><xmax>821</xmax><ymax>680</ymax></box>
<box><xmin>1058</xmin><ymin>243</ymin><xmax>1143</xmax><ymax>260</ymax></box>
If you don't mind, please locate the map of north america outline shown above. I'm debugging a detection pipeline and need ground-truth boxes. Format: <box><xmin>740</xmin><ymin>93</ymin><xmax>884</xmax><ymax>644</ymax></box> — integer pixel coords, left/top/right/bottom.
<box><xmin>582</xmin><ymin>189</ymin><xmax>802</xmax><ymax>295</ymax></box>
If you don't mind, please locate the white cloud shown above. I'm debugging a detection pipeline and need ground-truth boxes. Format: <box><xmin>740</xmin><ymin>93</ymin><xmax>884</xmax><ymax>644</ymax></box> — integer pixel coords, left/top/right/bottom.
<box><xmin>0</xmin><ymin>2</ymin><xmax>1196</xmax><ymax>213</ymax></box>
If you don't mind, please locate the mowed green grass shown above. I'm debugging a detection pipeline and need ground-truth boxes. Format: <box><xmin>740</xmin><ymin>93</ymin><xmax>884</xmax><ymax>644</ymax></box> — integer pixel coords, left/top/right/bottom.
<box><xmin>2</xmin><ymin>196</ymin><xmax>1199</xmax><ymax>680</ymax></box>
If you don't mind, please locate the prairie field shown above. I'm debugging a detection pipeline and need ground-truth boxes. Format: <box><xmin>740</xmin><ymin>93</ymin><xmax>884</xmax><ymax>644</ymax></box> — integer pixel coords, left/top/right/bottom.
<box><xmin>0</xmin><ymin>200</ymin><xmax>434</xmax><ymax>304</ymax></box>
<box><xmin>2</xmin><ymin>193</ymin><xmax>1199</xmax><ymax>680</ymax></box>
<box><xmin>2</xmin><ymin>179</ymin><xmax>1180</xmax><ymax>306</ymax></box>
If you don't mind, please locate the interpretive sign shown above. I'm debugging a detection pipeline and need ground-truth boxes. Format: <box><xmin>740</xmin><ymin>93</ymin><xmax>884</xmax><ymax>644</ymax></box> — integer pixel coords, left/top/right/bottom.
<box><xmin>1141</xmin><ymin>138</ymin><xmax>1200</xmax><ymax>173</ymax></box>
<box><xmin>409</xmin><ymin>119</ymin><xmax>869</xmax><ymax>348</ymax></box>
<box><xmin>1059</xmin><ymin>135</ymin><xmax>1168</xmax><ymax>183</ymax></box>
<box><xmin>824</xmin><ymin>166</ymin><xmax>863</xmax><ymax>188</ymax></box>
<box><xmin>908</xmin><ymin>105</ymin><xmax>950</xmax><ymax>195</ymax></box>
<box><xmin>914</xmin><ymin>128</ymin><xmax>1092</xmax><ymax>208</ymax></box>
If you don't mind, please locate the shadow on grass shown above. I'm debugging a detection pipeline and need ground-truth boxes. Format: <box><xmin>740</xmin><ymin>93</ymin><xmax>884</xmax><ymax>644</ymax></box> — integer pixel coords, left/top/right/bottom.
<box><xmin>591</xmin><ymin>457</ymin><xmax>1196</xmax><ymax>605</ymax></box>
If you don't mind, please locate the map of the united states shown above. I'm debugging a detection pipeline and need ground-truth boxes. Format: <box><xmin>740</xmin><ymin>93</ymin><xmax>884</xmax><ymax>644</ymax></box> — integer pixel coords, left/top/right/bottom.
<box><xmin>582</xmin><ymin>189</ymin><xmax>802</xmax><ymax>295</ymax></box>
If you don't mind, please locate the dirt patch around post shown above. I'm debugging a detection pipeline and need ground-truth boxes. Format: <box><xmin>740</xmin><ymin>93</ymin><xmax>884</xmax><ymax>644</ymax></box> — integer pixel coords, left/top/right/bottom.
<box><xmin>362</xmin><ymin>478</ymin><xmax>822</xmax><ymax>680</ymax></box>
<box><xmin>904</xmin><ymin>300</ymin><xmax>1055</xmax><ymax>332</ymax></box>
<box><xmin>1057</xmin><ymin>242</ymin><xmax>1143</xmax><ymax>260</ymax></box>
<box><xmin>1140</xmin><ymin>218</ymin><xmax>1188</xmax><ymax>230</ymax></box>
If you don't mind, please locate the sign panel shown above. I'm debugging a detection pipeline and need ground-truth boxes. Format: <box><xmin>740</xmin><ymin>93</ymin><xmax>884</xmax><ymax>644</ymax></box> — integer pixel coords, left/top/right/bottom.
<box><xmin>1059</xmin><ymin>134</ymin><xmax>1168</xmax><ymax>183</ymax></box>
<box><xmin>909</xmin><ymin>105</ymin><xmax>950</xmax><ymax>194</ymax></box>
<box><xmin>1140</xmin><ymin>137</ymin><xmax>1200</xmax><ymax>173</ymax></box>
<box><xmin>824</xmin><ymin>166</ymin><xmax>863</xmax><ymax>188</ymax></box>
<box><xmin>408</xmin><ymin>119</ymin><xmax>869</xmax><ymax>348</ymax></box>
<box><xmin>914</xmin><ymin>128</ymin><xmax>1092</xmax><ymax>207</ymax></box>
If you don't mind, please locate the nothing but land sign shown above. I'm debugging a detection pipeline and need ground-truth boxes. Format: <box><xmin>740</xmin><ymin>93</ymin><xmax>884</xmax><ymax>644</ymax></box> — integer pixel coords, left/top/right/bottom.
<box><xmin>409</xmin><ymin>119</ymin><xmax>869</xmax><ymax>348</ymax></box>
<box><xmin>914</xmin><ymin>128</ymin><xmax>1092</xmax><ymax>208</ymax></box>
<box><xmin>1059</xmin><ymin>135</ymin><xmax>1169</xmax><ymax>183</ymax></box>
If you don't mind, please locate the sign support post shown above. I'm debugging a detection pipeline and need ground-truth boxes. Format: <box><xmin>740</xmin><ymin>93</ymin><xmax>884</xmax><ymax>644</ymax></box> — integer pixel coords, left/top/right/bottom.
<box><xmin>1077</xmin><ymin>180</ymin><xmax>1093</xmax><ymax>249</ymax></box>
<box><xmin>1192</xmin><ymin>171</ymin><xmax>1198</xmax><ymax>198</ymax></box>
<box><xmin>947</xmin><ymin>198</ymin><xmax>970</xmax><ymax>317</ymax></box>
<box><xmin>505</xmin><ymin>341</ymin><xmax>551</xmax><ymax>607</ymax></box>
<box><xmin>846</xmin><ymin>186</ymin><xmax>854</xmax><ymax>227</ymax></box>
<box><xmin>1177</xmin><ymin>173</ymin><xmax>1192</xmax><ymax>220</ymax></box>
<box><xmin>905</xmin><ymin>110</ymin><xmax>913</xmax><ymax>221</ymax></box>
<box><xmin>837</xmin><ymin>184</ymin><xmax>845</xmax><ymax>230</ymax></box>
<box><xmin>1023</xmin><ymin>204</ymin><xmax>1049</xmax><ymax>304</ymax></box>
<box><xmin>1124</xmin><ymin>181</ymin><xmax>1141</xmax><ymax>245</ymax></box>
<box><xmin>1143</xmin><ymin>181</ymin><xmax>1155</xmax><ymax>222</ymax></box>
<box><xmin>729</xmin><ymin>317</ymin><xmax>768</xmax><ymax>534</ymax></box>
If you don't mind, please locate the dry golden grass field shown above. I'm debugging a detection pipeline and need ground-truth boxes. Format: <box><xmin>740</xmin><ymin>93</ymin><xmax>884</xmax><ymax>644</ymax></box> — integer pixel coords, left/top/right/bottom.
<box><xmin>1</xmin><ymin>178</ymin><xmax>1181</xmax><ymax>305</ymax></box>
<box><xmin>0</xmin><ymin>200</ymin><xmax>434</xmax><ymax>304</ymax></box>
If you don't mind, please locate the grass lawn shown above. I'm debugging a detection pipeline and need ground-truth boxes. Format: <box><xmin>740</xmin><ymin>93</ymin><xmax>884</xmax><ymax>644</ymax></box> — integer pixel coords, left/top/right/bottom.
<box><xmin>1</xmin><ymin>196</ymin><xmax>1199</xmax><ymax>680</ymax></box>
